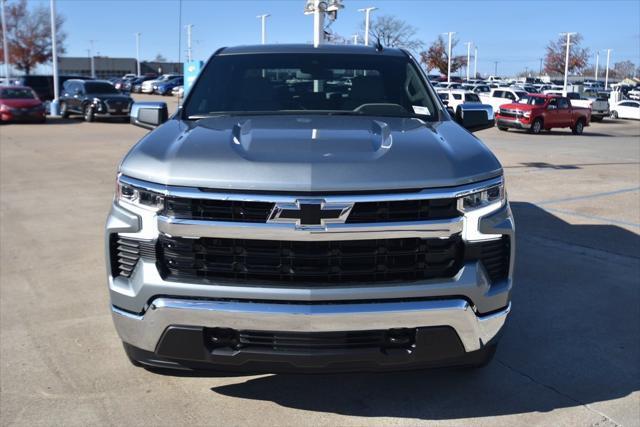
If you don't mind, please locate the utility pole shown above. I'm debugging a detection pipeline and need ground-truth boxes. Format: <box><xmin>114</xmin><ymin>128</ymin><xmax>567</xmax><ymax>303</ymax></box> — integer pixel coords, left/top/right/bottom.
<box><xmin>473</xmin><ymin>46</ymin><xmax>477</xmax><ymax>79</ymax></box>
<box><xmin>135</xmin><ymin>32</ymin><xmax>141</xmax><ymax>75</ymax></box>
<box><xmin>594</xmin><ymin>51</ymin><xmax>599</xmax><ymax>82</ymax></box>
<box><xmin>89</xmin><ymin>40</ymin><xmax>95</xmax><ymax>78</ymax></box>
<box><xmin>605</xmin><ymin>48</ymin><xmax>611</xmax><ymax>89</ymax></box>
<box><xmin>49</xmin><ymin>0</ymin><xmax>59</xmax><ymax>115</ymax></box>
<box><xmin>257</xmin><ymin>14</ymin><xmax>269</xmax><ymax>44</ymax></box>
<box><xmin>442</xmin><ymin>32</ymin><xmax>455</xmax><ymax>83</ymax></box>
<box><xmin>185</xmin><ymin>24</ymin><xmax>193</xmax><ymax>61</ymax></box>
<box><xmin>1</xmin><ymin>0</ymin><xmax>9</xmax><ymax>81</ymax></box>
<box><xmin>465</xmin><ymin>42</ymin><xmax>471</xmax><ymax>81</ymax></box>
<box><xmin>358</xmin><ymin>7</ymin><xmax>377</xmax><ymax>46</ymax></box>
<box><xmin>560</xmin><ymin>32</ymin><xmax>576</xmax><ymax>94</ymax></box>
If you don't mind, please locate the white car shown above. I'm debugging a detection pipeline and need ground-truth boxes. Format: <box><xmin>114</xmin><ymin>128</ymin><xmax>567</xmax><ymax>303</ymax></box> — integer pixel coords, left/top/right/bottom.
<box><xmin>437</xmin><ymin>89</ymin><xmax>482</xmax><ymax>111</ymax></box>
<box><xmin>479</xmin><ymin>88</ymin><xmax>529</xmax><ymax>111</ymax></box>
<box><xmin>434</xmin><ymin>82</ymin><xmax>463</xmax><ymax>90</ymax></box>
<box><xmin>610</xmin><ymin>100</ymin><xmax>640</xmax><ymax>120</ymax></box>
<box><xmin>543</xmin><ymin>90</ymin><xmax>610</xmax><ymax>121</ymax></box>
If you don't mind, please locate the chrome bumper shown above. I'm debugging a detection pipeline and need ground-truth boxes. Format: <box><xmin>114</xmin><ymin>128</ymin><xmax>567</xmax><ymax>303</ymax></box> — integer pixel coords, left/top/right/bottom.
<box><xmin>112</xmin><ymin>298</ymin><xmax>510</xmax><ymax>354</ymax></box>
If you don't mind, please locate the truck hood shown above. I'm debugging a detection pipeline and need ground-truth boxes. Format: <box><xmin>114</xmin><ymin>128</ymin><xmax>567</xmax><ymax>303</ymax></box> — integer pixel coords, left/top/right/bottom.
<box><xmin>498</xmin><ymin>103</ymin><xmax>537</xmax><ymax>111</ymax></box>
<box><xmin>120</xmin><ymin>115</ymin><xmax>502</xmax><ymax>192</ymax></box>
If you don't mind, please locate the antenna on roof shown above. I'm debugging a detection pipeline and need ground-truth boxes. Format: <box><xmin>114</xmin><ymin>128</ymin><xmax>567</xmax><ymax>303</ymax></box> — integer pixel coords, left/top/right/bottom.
<box><xmin>375</xmin><ymin>38</ymin><xmax>383</xmax><ymax>52</ymax></box>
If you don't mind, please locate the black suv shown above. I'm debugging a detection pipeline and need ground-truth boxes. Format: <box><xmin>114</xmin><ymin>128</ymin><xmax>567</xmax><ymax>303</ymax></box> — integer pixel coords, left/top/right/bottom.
<box><xmin>60</xmin><ymin>80</ymin><xmax>133</xmax><ymax>122</ymax></box>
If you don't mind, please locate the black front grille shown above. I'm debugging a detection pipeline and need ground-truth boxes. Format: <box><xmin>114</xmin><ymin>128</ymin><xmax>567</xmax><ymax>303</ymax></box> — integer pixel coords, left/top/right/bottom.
<box><xmin>158</xmin><ymin>235</ymin><xmax>464</xmax><ymax>285</ymax></box>
<box><xmin>109</xmin><ymin>235</ymin><xmax>156</xmax><ymax>278</ymax></box>
<box><xmin>499</xmin><ymin>109</ymin><xmax>521</xmax><ymax>118</ymax></box>
<box><xmin>163</xmin><ymin>197</ymin><xmax>273</xmax><ymax>222</ymax></box>
<box><xmin>465</xmin><ymin>236</ymin><xmax>511</xmax><ymax>282</ymax></box>
<box><xmin>205</xmin><ymin>328</ymin><xmax>415</xmax><ymax>352</ymax></box>
<box><xmin>346</xmin><ymin>198</ymin><xmax>459</xmax><ymax>223</ymax></box>
<box><xmin>162</xmin><ymin>196</ymin><xmax>460</xmax><ymax>223</ymax></box>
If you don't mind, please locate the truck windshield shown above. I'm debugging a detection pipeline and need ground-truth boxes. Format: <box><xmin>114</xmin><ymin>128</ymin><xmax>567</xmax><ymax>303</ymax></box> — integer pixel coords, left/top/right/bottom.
<box><xmin>184</xmin><ymin>53</ymin><xmax>438</xmax><ymax>119</ymax></box>
<box><xmin>524</xmin><ymin>97</ymin><xmax>547</xmax><ymax>106</ymax></box>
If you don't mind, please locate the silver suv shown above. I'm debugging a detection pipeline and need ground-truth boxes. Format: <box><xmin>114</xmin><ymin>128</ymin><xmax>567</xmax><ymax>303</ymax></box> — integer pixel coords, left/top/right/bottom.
<box><xmin>106</xmin><ymin>44</ymin><xmax>514</xmax><ymax>372</ymax></box>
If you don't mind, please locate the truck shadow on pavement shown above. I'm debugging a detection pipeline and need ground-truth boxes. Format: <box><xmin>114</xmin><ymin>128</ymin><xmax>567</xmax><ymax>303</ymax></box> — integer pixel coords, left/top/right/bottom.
<box><xmin>209</xmin><ymin>202</ymin><xmax>640</xmax><ymax>420</ymax></box>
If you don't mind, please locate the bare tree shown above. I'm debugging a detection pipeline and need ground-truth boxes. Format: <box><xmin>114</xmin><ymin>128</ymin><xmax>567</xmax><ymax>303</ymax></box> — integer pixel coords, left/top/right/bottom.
<box><xmin>361</xmin><ymin>15</ymin><xmax>423</xmax><ymax>51</ymax></box>
<box><xmin>543</xmin><ymin>33</ymin><xmax>589</xmax><ymax>76</ymax></box>
<box><xmin>153</xmin><ymin>53</ymin><xmax>168</xmax><ymax>62</ymax></box>
<box><xmin>613</xmin><ymin>60</ymin><xmax>635</xmax><ymax>79</ymax></box>
<box><xmin>419</xmin><ymin>35</ymin><xmax>467</xmax><ymax>78</ymax></box>
<box><xmin>0</xmin><ymin>0</ymin><xmax>66</xmax><ymax>75</ymax></box>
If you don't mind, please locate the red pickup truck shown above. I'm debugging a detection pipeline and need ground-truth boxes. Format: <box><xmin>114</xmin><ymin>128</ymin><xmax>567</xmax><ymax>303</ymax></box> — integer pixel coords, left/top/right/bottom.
<box><xmin>495</xmin><ymin>94</ymin><xmax>591</xmax><ymax>134</ymax></box>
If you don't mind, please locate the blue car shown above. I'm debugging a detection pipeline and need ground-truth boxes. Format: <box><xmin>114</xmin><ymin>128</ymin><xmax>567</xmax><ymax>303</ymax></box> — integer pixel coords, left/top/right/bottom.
<box><xmin>154</xmin><ymin>77</ymin><xmax>183</xmax><ymax>96</ymax></box>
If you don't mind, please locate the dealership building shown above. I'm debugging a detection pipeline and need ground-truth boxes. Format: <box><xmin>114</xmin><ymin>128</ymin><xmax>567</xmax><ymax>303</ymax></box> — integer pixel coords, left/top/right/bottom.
<box><xmin>58</xmin><ymin>57</ymin><xmax>183</xmax><ymax>78</ymax></box>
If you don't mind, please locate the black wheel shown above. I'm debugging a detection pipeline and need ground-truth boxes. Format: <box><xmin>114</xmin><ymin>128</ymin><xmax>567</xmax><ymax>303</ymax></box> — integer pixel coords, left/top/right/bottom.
<box><xmin>530</xmin><ymin>118</ymin><xmax>543</xmax><ymax>134</ymax></box>
<box><xmin>83</xmin><ymin>104</ymin><xmax>94</xmax><ymax>122</ymax></box>
<box><xmin>59</xmin><ymin>101</ymin><xmax>69</xmax><ymax>118</ymax></box>
<box><xmin>497</xmin><ymin>126</ymin><xmax>508</xmax><ymax>131</ymax></box>
<box><xmin>572</xmin><ymin>119</ymin><xmax>584</xmax><ymax>135</ymax></box>
<box><xmin>457</xmin><ymin>344</ymin><xmax>497</xmax><ymax>369</ymax></box>
<box><xmin>610</xmin><ymin>111</ymin><xmax>618</xmax><ymax>119</ymax></box>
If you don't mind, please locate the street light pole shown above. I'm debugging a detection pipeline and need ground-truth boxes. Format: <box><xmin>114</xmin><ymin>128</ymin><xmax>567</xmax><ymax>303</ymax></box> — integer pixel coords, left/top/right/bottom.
<box><xmin>494</xmin><ymin>61</ymin><xmax>498</xmax><ymax>76</ymax></box>
<box><xmin>465</xmin><ymin>42</ymin><xmax>471</xmax><ymax>81</ymax></box>
<box><xmin>560</xmin><ymin>32</ymin><xmax>576</xmax><ymax>94</ymax></box>
<box><xmin>186</xmin><ymin>24</ymin><xmax>193</xmax><ymax>61</ymax></box>
<box><xmin>49</xmin><ymin>0</ymin><xmax>59</xmax><ymax>115</ymax></box>
<box><xmin>257</xmin><ymin>14</ymin><xmax>269</xmax><ymax>44</ymax></box>
<box><xmin>89</xmin><ymin>39</ymin><xmax>95</xmax><ymax>78</ymax></box>
<box><xmin>1</xmin><ymin>0</ymin><xmax>9</xmax><ymax>81</ymax></box>
<box><xmin>442</xmin><ymin>32</ymin><xmax>455</xmax><ymax>83</ymax></box>
<box><xmin>358</xmin><ymin>7</ymin><xmax>377</xmax><ymax>46</ymax></box>
<box><xmin>473</xmin><ymin>46</ymin><xmax>477</xmax><ymax>79</ymax></box>
<box><xmin>135</xmin><ymin>32</ymin><xmax>141</xmax><ymax>75</ymax></box>
<box><xmin>605</xmin><ymin>48</ymin><xmax>611</xmax><ymax>90</ymax></box>
<box><xmin>594</xmin><ymin>51</ymin><xmax>599</xmax><ymax>83</ymax></box>
<box><xmin>352</xmin><ymin>34</ymin><xmax>358</xmax><ymax>45</ymax></box>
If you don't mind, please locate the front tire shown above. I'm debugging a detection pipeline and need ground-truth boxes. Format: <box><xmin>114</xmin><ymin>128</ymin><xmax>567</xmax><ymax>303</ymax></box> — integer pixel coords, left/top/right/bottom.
<box><xmin>497</xmin><ymin>126</ymin><xmax>508</xmax><ymax>131</ymax></box>
<box><xmin>572</xmin><ymin>119</ymin><xmax>584</xmax><ymax>135</ymax></box>
<box><xmin>59</xmin><ymin>101</ymin><xmax>69</xmax><ymax>118</ymax></box>
<box><xmin>530</xmin><ymin>118</ymin><xmax>543</xmax><ymax>134</ymax></box>
<box><xmin>83</xmin><ymin>104</ymin><xmax>94</xmax><ymax>122</ymax></box>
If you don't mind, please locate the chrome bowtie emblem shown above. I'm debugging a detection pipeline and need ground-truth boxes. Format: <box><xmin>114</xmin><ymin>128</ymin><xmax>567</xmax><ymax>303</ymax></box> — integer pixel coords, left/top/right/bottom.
<box><xmin>267</xmin><ymin>199</ymin><xmax>353</xmax><ymax>228</ymax></box>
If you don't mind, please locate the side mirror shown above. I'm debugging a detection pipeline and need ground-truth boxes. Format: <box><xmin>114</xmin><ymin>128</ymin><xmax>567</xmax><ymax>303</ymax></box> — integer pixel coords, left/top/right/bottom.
<box><xmin>130</xmin><ymin>102</ymin><xmax>168</xmax><ymax>130</ymax></box>
<box><xmin>455</xmin><ymin>104</ymin><xmax>495</xmax><ymax>132</ymax></box>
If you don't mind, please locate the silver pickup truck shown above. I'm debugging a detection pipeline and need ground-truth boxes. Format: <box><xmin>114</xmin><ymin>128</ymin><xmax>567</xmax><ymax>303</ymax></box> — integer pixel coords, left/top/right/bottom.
<box><xmin>106</xmin><ymin>44</ymin><xmax>514</xmax><ymax>373</ymax></box>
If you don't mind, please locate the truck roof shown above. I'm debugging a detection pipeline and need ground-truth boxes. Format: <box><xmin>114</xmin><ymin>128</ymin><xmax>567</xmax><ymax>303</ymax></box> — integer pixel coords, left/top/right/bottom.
<box><xmin>218</xmin><ymin>43</ymin><xmax>407</xmax><ymax>57</ymax></box>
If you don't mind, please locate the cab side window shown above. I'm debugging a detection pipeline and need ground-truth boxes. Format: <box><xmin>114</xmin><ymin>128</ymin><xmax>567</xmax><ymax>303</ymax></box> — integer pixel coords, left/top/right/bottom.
<box><xmin>548</xmin><ymin>98</ymin><xmax>558</xmax><ymax>109</ymax></box>
<box><xmin>504</xmin><ymin>92</ymin><xmax>516</xmax><ymax>101</ymax></box>
<box><xmin>558</xmin><ymin>98</ymin><xmax>569</xmax><ymax>109</ymax></box>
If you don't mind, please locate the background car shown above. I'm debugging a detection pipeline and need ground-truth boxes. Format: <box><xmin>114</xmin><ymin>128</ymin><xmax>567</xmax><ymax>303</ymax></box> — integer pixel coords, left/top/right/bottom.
<box><xmin>141</xmin><ymin>74</ymin><xmax>182</xmax><ymax>94</ymax></box>
<box><xmin>0</xmin><ymin>85</ymin><xmax>46</xmax><ymax>123</ymax></box>
<box><xmin>154</xmin><ymin>76</ymin><xmax>183</xmax><ymax>95</ymax></box>
<box><xmin>610</xmin><ymin>100</ymin><xmax>640</xmax><ymax>120</ymax></box>
<box><xmin>59</xmin><ymin>79</ymin><xmax>133</xmax><ymax>122</ymax></box>
<box><xmin>437</xmin><ymin>89</ymin><xmax>482</xmax><ymax>112</ymax></box>
<box><xmin>171</xmin><ymin>85</ymin><xmax>184</xmax><ymax>97</ymax></box>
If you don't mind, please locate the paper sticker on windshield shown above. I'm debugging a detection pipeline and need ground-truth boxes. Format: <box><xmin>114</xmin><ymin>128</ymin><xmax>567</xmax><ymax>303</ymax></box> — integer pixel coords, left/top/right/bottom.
<box><xmin>413</xmin><ymin>105</ymin><xmax>430</xmax><ymax>115</ymax></box>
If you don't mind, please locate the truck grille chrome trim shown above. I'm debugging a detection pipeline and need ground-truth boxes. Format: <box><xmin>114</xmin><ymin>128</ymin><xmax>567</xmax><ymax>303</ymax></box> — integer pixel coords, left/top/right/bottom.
<box><xmin>157</xmin><ymin>216</ymin><xmax>463</xmax><ymax>241</ymax></box>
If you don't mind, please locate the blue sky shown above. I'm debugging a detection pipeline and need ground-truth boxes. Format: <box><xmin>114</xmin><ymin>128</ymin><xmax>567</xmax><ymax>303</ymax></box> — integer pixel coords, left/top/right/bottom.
<box><xmin>32</xmin><ymin>0</ymin><xmax>640</xmax><ymax>76</ymax></box>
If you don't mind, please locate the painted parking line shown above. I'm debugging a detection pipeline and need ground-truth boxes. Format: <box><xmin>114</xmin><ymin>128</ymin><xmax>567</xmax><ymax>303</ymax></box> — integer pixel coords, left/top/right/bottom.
<box><xmin>535</xmin><ymin>187</ymin><xmax>640</xmax><ymax>206</ymax></box>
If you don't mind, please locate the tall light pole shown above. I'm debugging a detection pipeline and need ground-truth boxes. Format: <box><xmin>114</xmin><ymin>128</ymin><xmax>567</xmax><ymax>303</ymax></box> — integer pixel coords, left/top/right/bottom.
<box><xmin>1</xmin><ymin>0</ymin><xmax>9</xmax><ymax>81</ymax></box>
<box><xmin>185</xmin><ymin>24</ymin><xmax>193</xmax><ymax>61</ymax></box>
<box><xmin>473</xmin><ymin>46</ymin><xmax>477</xmax><ymax>79</ymax></box>
<box><xmin>49</xmin><ymin>0</ymin><xmax>59</xmax><ymax>115</ymax></box>
<box><xmin>494</xmin><ymin>61</ymin><xmax>498</xmax><ymax>76</ymax></box>
<box><xmin>358</xmin><ymin>7</ymin><xmax>377</xmax><ymax>46</ymax></box>
<box><xmin>352</xmin><ymin>34</ymin><xmax>358</xmax><ymax>45</ymax></box>
<box><xmin>605</xmin><ymin>48</ymin><xmax>611</xmax><ymax>89</ymax></box>
<box><xmin>560</xmin><ymin>32</ymin><xmax>576</xmax><ymax>94</ymax></box>
<box><xmin>465</xmin><ymin>42</ymin><xmax>471</xmax><ymax>81</ymax></box>
<box><xmin>441</xmin><ymin>32</ymin><xmax>455</xmax><ymax>83</ymax></box>
<box><xmin>135</xmin><ymin>32</ymin><xmax>141</xmax><ymax>75</ymax></box>
<box><xmin>89</xmin><ymin>39</ymin><xmax>95</xmax><ymax>78</ymax></box>
<box><xmin>256</xmin><ymin>14</ymin><xmax>269</xmax><ymax>44</ymax></box>
<box><xmin>594</xmin><ymin>51</ymin><xmax>599</xmax><ymax>82</ymax></box>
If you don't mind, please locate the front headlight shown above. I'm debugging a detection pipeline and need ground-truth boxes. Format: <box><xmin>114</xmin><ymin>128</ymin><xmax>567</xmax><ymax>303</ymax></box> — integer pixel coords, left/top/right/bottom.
<box><xmin>116</xmin><ymin>176</ymin><xmax>164</xmax><ymax>211</ymax></box>
<box><xmin>522</xmin><ymin>111</ymin><xmax>531</xmax><ymax>118</ymax></box>
<box><xmin>457</xmin><ymin>183</ymin><xmax>504</xmax><ymax>213</ymax></box>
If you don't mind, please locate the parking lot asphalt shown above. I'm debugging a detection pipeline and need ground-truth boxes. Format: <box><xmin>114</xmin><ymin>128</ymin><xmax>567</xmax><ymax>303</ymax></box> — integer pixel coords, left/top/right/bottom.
<box><xmin>1</xmin><ymin>99</ymin><xmax>639</xmax><ymax>426</ymax></box>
